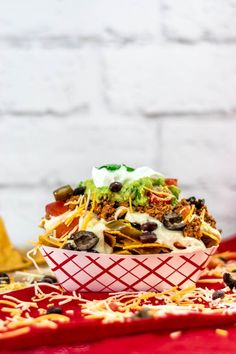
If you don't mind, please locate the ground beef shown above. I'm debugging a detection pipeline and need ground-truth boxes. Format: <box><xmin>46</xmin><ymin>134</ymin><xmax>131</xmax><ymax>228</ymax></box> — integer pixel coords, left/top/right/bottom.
<box><xmin>92</xmin><ymin>199</ymin><xmax>173</xmax><ymax>222</ymax></box>
<box><xmin>195</xmin><ymin>206</ymin><xmax>217</xmax><ymax>228</ymax></box>
<box><xmin>174</xmin><ymin>198</ymin><xmax>190</xmax><ymax>214</ymax></box>
<box><xmin>93</xmin><ymin>201</ymin><xmax>117</xmax><ymax>221</ymax></box>
<box><xmin>134</xmin><ymin>203</ymin><xmax>173</xmax><ymax>221</ymax></box>
<box><xmin>183</xmin><ymin>217</ymin><xmax>202</xmax><ymax>239</ymax></box>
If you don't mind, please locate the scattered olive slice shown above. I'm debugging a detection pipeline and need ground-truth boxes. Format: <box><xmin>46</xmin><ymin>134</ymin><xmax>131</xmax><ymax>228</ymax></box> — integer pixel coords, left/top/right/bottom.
<box><xmin>46</xmin><ymin>307</ymin><xmax>63</xmax><ymax>315</ymax></box>
<box><xmin>73</xmin><ymin>186</ymin><xmax>86</xmax><ymax>196</ymax></box>
<box><xmin>139</xmin><ymin>232</ymin><xmax>157</xmax><ymax>243</ymax></box>
<box><xmin>141</xmin><ymin>222</ymin><xmax>158</xmax><ymax>232</ymax></box>
<box><xmin>72</xmin><ymin>231</ymin><xmax>99</xmax><ymax>251</ymax></box>
<box><xmin>162</xmin><ymin>213</ymin><xmax>186</xmax><ymax>230</ymax></box>
<box><xmin>109</xmin><ymin>182</ymin><xmax>123</xmax><ymax>192</ymax></box>
<box><xmin>212</xmin><ymin>290</ymin><xmax>225</xmax><ymax>300</ymax></box>
<box><xmin>0</xmin><ymin>272</ymin><xmax>10</xmax><ymax>285</ymax></box>
<box><xmin>53</xmin><ymin>185</ymin><xmax>73</xmax><ymax>201</ymax></box>
<box><xmin>223</xmin><ymin>272</ymin><xmax>236</xmax><ymax>290</ymax></box>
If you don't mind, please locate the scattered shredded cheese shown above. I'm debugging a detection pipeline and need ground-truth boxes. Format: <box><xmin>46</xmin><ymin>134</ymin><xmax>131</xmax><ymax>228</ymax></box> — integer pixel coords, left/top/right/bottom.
<box><xmin>215</xmin><ymin>328</ymin><xmax>228</xmax><ymax>337</ymax></box>
<box><xmin>170</xmin><ymin>331</ymin><xmax>182</xmax><ymax>339</ymax></box>
<box><xmin>0</xmin><ymin>326</ymin><xmax>30</xmax><ymax>339</ymax></box>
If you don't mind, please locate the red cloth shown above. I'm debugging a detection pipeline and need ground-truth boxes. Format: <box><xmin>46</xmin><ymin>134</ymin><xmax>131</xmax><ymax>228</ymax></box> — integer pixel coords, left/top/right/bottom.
<box><xmin>2</xmin><ymin>235</ymin><xmax>236</xmax><ymax>353</ymax></box>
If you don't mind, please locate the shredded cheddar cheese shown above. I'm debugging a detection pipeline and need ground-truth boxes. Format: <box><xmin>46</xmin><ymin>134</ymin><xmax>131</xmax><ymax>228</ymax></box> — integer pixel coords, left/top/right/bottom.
<box><xmin>80</xmin><ymin>193</ymin><xmax>96</xmax><ymax>230</ymax></box>
<box><xmin>215</xmin><ymin>328</ymin><xmax>228</xmax><ymax>337</ymax></box>
<box><xmin>0</xmin><ymin>326</ymin><xmax>30</xmax><ymax>339</ymax></box>
<box><xmin>183</xmin><ymin>205</ymin><xmax>195</xmax><ymax>223</ymax></box>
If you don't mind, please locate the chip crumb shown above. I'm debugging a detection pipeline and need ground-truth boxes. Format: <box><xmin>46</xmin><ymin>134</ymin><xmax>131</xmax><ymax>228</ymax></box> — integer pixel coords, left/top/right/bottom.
<box><xmin>170</xmin><ymin>331</ymin><xmax>182</xmax><ymax>339</ymax></box>
<box><xmin>215</xmin><ymin>328</ymin><xmax>228</xmax><ymax>337</ymax></box>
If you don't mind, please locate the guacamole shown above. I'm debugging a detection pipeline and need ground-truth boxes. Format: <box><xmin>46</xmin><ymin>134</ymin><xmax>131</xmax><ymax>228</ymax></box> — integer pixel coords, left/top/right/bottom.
<box><xmin>80</xmin><ymin>176</ymin><xmax>180</xmax><ymax>206</ymax></box>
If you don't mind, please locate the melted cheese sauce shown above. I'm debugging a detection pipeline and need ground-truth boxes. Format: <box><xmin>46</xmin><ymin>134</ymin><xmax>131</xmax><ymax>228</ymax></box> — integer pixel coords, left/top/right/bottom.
<box><xmin>124</xmin><ymin>212</ymin><xmax>206</xmax><ymax>253</ymax></box>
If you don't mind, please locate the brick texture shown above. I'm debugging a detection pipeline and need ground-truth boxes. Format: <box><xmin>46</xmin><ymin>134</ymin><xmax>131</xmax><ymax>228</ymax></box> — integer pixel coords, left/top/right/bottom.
<box><xmin>0</xmin><ymin>0</ymin><xmax>159</xmax><ymax>41</ymax></box>
<box><xmin>163</xmin><ymin>0</ymin><xmax>236</xmax><ymax>42</ymax></box>
<box><xmin>0</xmin><ymin>48</ymin><xmax>99</xmax><ymax>114</ymax></box>
<box><xmin>104</xmin><ymin>45</ymin><xmax>236</xmax><ymax>115</ymax></box>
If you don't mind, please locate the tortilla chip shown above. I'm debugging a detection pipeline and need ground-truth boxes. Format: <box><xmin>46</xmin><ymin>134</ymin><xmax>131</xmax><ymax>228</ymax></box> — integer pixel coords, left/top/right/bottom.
<box><xmin>0</xmin><ymin>217</ymin><xmax>31</xmax><ymax>272</ymax></box>
<box><xmin>38</xmin><ymin>234</ymin><xmax>63</xmax><ymax>248</ymax></box>
<box><xmin>104</xmin><ymin>230</ymin><xmax>138</xmax><ymax>246</ymax></box>
<box><xmin>104</xmin><ymin>232</ymin><xmax>117</xmax><ymax>248</ymax></box>
<box><xmin>201</xmin><ymin>235</ymin><xmax>218</xmax><ymax>248</ymax></box>
<box><xmin>123</xmin><ymin>242</ymin><xmax>171</xmax><ymax>250</ymax></box>
<box><xmin>131</xmin><ymin>247</ymin><xmax>171</xmax><ymax>254</ymax></box>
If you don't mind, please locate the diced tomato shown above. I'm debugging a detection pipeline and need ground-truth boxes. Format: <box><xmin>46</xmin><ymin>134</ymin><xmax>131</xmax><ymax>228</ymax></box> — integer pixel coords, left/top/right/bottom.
<box><xmin>164</xmin><ymin>178</ymin><xmax>178</xmax><ymax>186</ymax></box>
<box><xmin>45</xmin><ymin>201</ymin><xmax>69</xmax><ymax>217</ymax></box>
<box><xmin>150</xmin><ymin>193</ymin><xmax>172</xmax><ymax>204</ymax></box>
<box><xmin>55</xmin><ymin>217</ymin><xmax>79</xmax><ymax>238</ymax></box>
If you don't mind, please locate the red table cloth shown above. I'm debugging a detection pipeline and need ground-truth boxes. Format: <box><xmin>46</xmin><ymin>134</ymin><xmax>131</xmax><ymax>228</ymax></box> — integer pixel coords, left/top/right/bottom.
<box><xmin>2</xmin><ymin>234</ymin><xmax>236</xmax><ymax>354</ymax></box>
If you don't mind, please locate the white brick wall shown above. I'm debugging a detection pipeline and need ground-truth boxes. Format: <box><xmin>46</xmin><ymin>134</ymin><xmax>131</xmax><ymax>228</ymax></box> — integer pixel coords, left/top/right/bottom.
<box><xmin>0</xmin><ymin>0</ymin><xmax>236</xmax><ymax>246</ymax></box>
<box><xmin>104</xmin><ymin>45</ymin><xmax>236</xmax><ymax>114</ymax></box>
<box><xmin>0</xmin><ymin>48</ymin><xmax>100</xmax><ymax>113</ymax></box>
<box><xmin>0</xmin><ymin>0</ymin><xmax>159</xmax><ymax>41</ymax></box>
<box><xmin>163</xmin><ymin>0</ymin><xmax>236</xmax><ymax>42</ymax></box>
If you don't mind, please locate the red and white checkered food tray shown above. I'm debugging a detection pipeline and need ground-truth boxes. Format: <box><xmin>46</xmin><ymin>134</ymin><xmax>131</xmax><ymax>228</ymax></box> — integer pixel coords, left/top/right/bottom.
<box><xmin>40</xmin><ymin>246</ymin><xmax>217</xmax><ymax>293</ymax></box>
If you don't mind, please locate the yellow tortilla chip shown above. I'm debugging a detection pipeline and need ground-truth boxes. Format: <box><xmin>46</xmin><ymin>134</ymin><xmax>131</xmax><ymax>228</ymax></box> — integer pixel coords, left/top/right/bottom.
<box><xmin>131</xmin><ymin>247</ymin><xmax>171</xmax><ymax>255</ymax></box>
<box><xmin>38</xmin><ymin>234</ymin><xmax>63</xmax><ymax>248</ymax></box>
<box><xmin>104</xmin><ymin>232</ymin><xmax>117</xmax><ymax>248</ymax></box>
<box><xmin>0</xmin><ymin>217</ymin><xmax>31</xmax><ymax>272</ymax></box>
<box><xmin>104</xmin><ymin>230</ymin><xmax>138</xmax><ymax>245</ymax></box>
<box><xmin>123</xmin><ymin>242</ymin><xmax>171</xmax><ymax>250</ymax></box>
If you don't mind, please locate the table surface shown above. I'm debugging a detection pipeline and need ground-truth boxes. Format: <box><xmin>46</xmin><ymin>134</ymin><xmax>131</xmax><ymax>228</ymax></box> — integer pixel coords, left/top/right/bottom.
<box><xmin>2</xmin><ymin>235</ymin><xmax>236</xmax><ymax>354</ymax></box>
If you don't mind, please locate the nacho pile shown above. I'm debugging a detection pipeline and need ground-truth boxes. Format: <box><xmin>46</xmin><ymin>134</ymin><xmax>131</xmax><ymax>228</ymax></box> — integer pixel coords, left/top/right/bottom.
<box><xmin>37</xmin><ymin>164</ymin><xmax>221</xmax><ymax>254</ymax></box>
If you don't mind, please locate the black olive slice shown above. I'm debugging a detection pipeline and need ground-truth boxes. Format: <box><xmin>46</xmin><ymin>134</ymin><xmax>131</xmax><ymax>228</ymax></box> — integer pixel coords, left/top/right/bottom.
<box><xmin>72</xmin><ymin>231</ymin><xmax>99</xmax><ymax>251</ymax></box>
<box><xmin>46</xmin><ymin>307</ymin><xmax>63</xmax><ymax>314</ymax></box>
<box><xmin>223</xmin><ymin>272</ymin><xmax>236</xmax><ymax>290</ymax></box>
<box><xmin>212</xmin><ymin>290</ymin><xmax>225</xmax><ymax>300</ymax></box>
<box><xmin>62</xmin><ymin>243</ymin><xmax>76</xmax><ymax>250</ymax></box>
<box><xmin>162</xmin><ymin>213</ymin><xmax>186</xmax><ymax>230</ymax></box>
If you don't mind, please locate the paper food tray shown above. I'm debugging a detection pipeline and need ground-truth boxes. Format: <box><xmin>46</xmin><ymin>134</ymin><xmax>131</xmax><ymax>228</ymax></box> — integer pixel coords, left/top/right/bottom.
<box><xmin>40</xmin><ymin>246</ymin><xmax>217</xmax><ymax>293</ymax></box>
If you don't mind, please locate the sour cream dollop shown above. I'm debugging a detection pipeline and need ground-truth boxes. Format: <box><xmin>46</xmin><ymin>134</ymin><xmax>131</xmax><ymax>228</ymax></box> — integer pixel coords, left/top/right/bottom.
<box><xmin>92</xmin><ymin>166</ymin><xmax>163</xmax><ymax>188</ymax></box>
